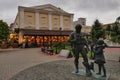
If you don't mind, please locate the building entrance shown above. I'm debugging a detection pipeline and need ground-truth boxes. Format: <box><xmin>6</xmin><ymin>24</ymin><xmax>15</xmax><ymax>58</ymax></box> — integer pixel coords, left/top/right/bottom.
<box><xmin>23</xmin><ymin>35</ymin><xmax>69</xmax><ymax>47</ymax></box>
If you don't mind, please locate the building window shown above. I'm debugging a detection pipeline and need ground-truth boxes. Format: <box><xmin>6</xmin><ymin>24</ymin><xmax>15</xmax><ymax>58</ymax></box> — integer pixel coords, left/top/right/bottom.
<box><xmin>64</xmin><ymin>19</ymin><xmax>68</xmax><ymax>21</ymax></box>
<box><xmin>54</xmin><ymin>24</ymin><xmax>57</xmax><ymax>26</ymax></box>
<box><xmin>28</xmin><ymin>15</ymin><xmax>32</xmax><ymax>17</ymax></box>
<box><xmin>28</xmin><ymin>22</ymin><xmax>32</xmax><ymax>26</ymax></box>
<box><xmin>54</xmin><ymin>18</ymin><xmax>58</xmax><ymax>20</ymax></box>
<box><xmin>53</xmin><ymin>27</ymin><xmax>58</xmax><ymax>30</ymax></box>
<box><xmin>16</xmin><ymin>23</ymin><xmax>18</xmax><ymax>25</ymax></box>
<box><xmin>82</xmin><ymin>22</ymin><xmax>85</xmax><ymax>25</ymax></box>
<box><xmin>42</xmin><ymin>17</ymin><xmax>46</xmax><ymax>19</ymax></box>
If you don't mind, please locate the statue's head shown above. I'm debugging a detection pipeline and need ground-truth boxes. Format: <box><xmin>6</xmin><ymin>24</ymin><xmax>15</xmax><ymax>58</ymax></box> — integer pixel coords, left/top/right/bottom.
<box><xmin>75</xmin><ymin>24</ymin><xmax>82</xmax><ymax>33</ymax></box>
<box><xmin>97</xmin><ymin>39</ymin><xmax>104</xmax><ymax>45</ymax></box>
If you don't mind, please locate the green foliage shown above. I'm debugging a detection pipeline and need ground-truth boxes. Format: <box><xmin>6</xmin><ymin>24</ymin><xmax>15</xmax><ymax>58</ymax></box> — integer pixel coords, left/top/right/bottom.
<box><xmin>111</xmin><ymin>31</ymin><xmax>117</xmax><ymax>36</ymax></box>
<box><xmin>0</xmin><ymin>20</ymin><xmax>9</xmax><ymax>41</ymax></box>
<box><xmin>116</xmin><ymin>16</ymin><xmax>120</xmax><ymax>23</ymax></box>
<box><xmin>52</xmin><ymin>42</ymin><xmax>66</xmax><ymax>54</ymax></box>
<box><xmin>111</xmin><ymin>36</ymin><xmax>117</xmax><ymax>42</ymax></box>
<box><xmin>105</xmin><ymin>25</ymin><xmax>111</xmax><ymax>36</ymax></box>
<box><xmin>52</xmin><ymin>41</ymin><xmax>93</xmax><ymax>58</ymax></box>
<box><xmin>118</xmin><ymin>35</ymin><xmax>120</xmax><ymax>43</ymax></box>
<box><xmin>110</xmin><ymin>17</ymin><xmax>120</xmax><ymax>43</ymax></box>
<box><xmin>90</xmin><ymin>19</ymin><xmax>105</xmax><ymax>41</ymax></box>
<box><xmin>106</xmin><ymin>25</ymin><xmax>111</xmax><ymax>31</ymax></box>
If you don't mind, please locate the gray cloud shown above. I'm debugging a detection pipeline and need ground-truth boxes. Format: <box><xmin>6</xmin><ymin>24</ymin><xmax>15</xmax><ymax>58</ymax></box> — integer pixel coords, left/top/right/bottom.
<box><xmin>71</xmin><ymin>0</ymin><xmax>120</xmax><ymax>12</ymax></box>
<box><xmin>0</xmin><ymin>0</ymin><xmax>119</xmax><ymax>26</ymax></box>
<box><xmin>0</xmin><ymin>0</ymin><xmax>22</xmax><ymax>11</ymax></box>
<box><xmin>54</xmin><ymin>0</ymin><xmax>120</xmax><ymax>25</ymax></box>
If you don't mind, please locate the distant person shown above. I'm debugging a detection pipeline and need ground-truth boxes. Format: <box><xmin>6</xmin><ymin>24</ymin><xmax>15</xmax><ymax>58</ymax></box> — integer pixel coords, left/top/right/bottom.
<box><xmin>69</xmin><ymin>24</ymin><xmax>92</xmax><ymax>76</ymax></box>
<box><xmin>94</xmin><ymin>38</ymin><xmax>107</xmax><ymax>77</ymax></box>
<box><xmin>25</xmin><ymin>39</ymin><xmax>29</xmax><ymax>48</ymax></box>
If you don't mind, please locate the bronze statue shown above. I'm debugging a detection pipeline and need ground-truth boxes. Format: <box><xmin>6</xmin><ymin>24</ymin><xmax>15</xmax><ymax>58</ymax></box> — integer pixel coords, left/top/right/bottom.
<box><xmin>69</xmin><ymin>24</ymin><xmax>92</xmax><ymax>76</ymax></box>
<box><xmin>94</xmin><ymin>38</ymin><xmax>107</xmax><ymax>77</ymax></box>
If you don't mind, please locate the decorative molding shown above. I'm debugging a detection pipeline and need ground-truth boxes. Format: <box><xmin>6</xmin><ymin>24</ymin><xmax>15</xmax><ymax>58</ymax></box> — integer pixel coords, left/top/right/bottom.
<box><xmin>35</xmin><ymin>12</ymin><xmax>39</xmax><ymax>29</ymax></box>
<box><xmin>60</xmin><ymin>15</ymin><xmax>63</xmax><ymax>30</ymax></box>
<box><xmin>48</xmin><ymin>13</ymin><xmax>52</xmax><ymax>30</ymax></box>
<box><xmin>71</xmin><ymin>15</ymin><xmax>74</xmax><ymax>30</ymax></box>
<box><xmin>20</xmin><ymin>9</ymin><xmax>24</xmax><ymax>28</ymax></box>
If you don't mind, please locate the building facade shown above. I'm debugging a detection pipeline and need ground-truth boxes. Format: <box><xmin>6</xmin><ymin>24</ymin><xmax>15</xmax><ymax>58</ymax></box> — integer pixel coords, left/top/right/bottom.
<box><xmin>14</xmin><ymin>4</ymin><xmax>74</xmax><ymax>46</ymax></box>
<box><xmin>74</xmin><ymin>18</ymin><xmax>86</xmax><ymax>26</ymax></box>
<box><xmin>74</xmin><ymin>18</ymin><xmax>92</xmax><ymax>33</ymax></box>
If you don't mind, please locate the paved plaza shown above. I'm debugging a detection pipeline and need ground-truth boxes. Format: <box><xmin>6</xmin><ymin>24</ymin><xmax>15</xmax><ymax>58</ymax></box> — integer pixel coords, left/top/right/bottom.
<box><xmin>104</xmin><ymin>48</ymin><xmax>120</xmax><ymax>61</ymax></box>
<box><xmin>0</xmin><ymin>48</ymin><xmax>59</xmax><ymax>80</ymax></box>
<box><xmin>0</xmin><ymin>48</ymin><xmax>120</xmax><ymax>80</ymax></box>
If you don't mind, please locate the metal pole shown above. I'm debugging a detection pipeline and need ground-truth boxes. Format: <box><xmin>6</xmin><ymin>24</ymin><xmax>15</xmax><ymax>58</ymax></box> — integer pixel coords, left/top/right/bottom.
<box><xmin>59</xmin><ymin>27</ymin><xmax>62</xmax><ymax>43</ymax></box>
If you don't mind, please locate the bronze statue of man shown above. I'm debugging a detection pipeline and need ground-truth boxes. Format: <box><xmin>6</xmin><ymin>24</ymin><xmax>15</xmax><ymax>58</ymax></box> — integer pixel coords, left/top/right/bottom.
<box><xmin>69</xmin><ymin>24</ymin><xmax>92</xmax><ymax>76</ymax></box>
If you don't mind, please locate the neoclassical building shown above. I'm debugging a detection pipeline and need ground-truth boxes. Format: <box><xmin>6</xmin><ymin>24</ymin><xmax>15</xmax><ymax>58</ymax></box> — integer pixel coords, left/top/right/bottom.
<box><xmin>14</xmin><ymin>4</ymin><xmax>74</xmax><ymax>46</ymax></box>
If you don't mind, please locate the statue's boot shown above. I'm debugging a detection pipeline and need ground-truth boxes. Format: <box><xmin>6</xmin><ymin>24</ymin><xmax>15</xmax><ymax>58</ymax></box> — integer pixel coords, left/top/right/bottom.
<box><xmin>75</xmin><ymin>63</ymin><xmax>79</xmax><ymax>73</ymax></box>
<box><xmin>103</xmin><ymin>66</ymin><xmax>106</xmax><ymax>77</ymax></box>
<box><xmin>82</xmin><ymin>62</ymin><xmax>92</xmax><ymax>76</ymax></box>
<box><xmin>90</xmin><ymin>62</ymin><xmax>94</xmax><ymax>71</ymax></box>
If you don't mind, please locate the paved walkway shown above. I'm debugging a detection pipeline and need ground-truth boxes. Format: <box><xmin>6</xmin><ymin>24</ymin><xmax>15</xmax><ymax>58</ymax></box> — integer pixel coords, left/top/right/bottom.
<box><xmin>0</xmin><ymin>48</ymin><xmax>59</xmax><ymax>80</ymax></box>
<box><xmin>104</xmin><ymin>48</ymin><xmax>120</xmax><ymax>61</ymax></box>
<box><xmin>0</xmin><ymin>47</ymin><xmax>119</xmax><ymax>80</ymax></box>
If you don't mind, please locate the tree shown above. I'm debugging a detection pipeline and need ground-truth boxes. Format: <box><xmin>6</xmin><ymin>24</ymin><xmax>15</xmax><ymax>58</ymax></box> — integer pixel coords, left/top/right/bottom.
<box><xmin>106</xmin><ymin>25</ymin><xmax>111</xmax><ymax>32</ymax></box>
<box><xmin>110</xmin><ymin>16</ymin><xmax>120</xmax><ymax>43</ymax></box>
<box><xmin>0</xmin><ymin>20</ymin><xmax>9</xmax><ymax>41</ymax></box>
<box><xmin>116</xmin><ymin>16</ymin><xmax>120</xmax><ymax>23</ymax></box>
<box><xmin>90</xmin><ymin>19</ymin><xmax>105</xmax><ymax>41</ymax></box>
<box><xmin>105</xmin><ymin>24</ymin><xmax>112</xmax><ymax>39</ymax></box>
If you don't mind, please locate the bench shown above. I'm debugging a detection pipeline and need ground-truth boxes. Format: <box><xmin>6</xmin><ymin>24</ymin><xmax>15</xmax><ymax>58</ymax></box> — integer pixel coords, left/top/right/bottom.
<box><xmin>41</xmin><ymin>47</ymin><xmax>53</xmax><ymax>55</ymax></box>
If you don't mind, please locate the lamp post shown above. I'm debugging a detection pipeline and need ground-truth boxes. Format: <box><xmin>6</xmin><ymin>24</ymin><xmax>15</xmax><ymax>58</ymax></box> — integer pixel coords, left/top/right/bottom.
<box><xmin>59</xmin><ymin>27</ymin><xmax>62</xmax><ymax>43</ymax></box>
<box><xmin>55</xmin><ymin>28</ymin><xmax>62</xmax><ymax>54</ymax></box>
<box><xmin>119</xmin><ymin>57</ymin><xmax>120</xmax><ymax>62</ymax></box>
<box><xmin>50</xmin><ymin>38</ymin><xmax>52</xmax><ymax>48</ymax></box>
<box><xmin>59</xmin><ymin>27</ymin><xmax>65</xmax><ymax>49</ymax></box>
<box><xmin>55</xmin><ymin>39</ymin><xmax>58</xmax><ymax>54</ymax></box>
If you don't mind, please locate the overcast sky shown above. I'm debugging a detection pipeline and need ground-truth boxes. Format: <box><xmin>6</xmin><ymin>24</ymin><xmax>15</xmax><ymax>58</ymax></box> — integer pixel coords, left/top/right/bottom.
<box><xmin>0</xmin><ymin>0</ymin><xmax>120</xmax><ymax>26</ymax></box>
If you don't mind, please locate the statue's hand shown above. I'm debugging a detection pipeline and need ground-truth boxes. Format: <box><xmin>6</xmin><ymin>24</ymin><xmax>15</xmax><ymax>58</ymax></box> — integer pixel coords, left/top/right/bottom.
<box><xmin>73</xmin><ymin>38</ymin><xmax>77</xmax><ymax>42</ymax></box>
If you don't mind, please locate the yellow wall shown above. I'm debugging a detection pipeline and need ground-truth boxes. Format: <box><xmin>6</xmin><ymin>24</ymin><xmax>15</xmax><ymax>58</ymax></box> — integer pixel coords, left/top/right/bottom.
<box><xmin>24</xmin><ymin>11</ymin><xmax>35</xmax><ymax>29</ymax></box>
<box><xmin>52</xmin><ymin>15</ymin><xmax>60</xmax><ymax>30</ymax></box>
<box><xmin>63</xmin><ymin>16</ymin><xmax>71</xmax><ymax>30</ymax></box>
<box><xmin>17</xmin><ymin>10</ymin><xmax>72</xmax><ymax>31</ymax></box>
<box><xmin>39</xmin><ymin>13</ymin><xmax>49</xmax><ymax>30</ymax></box>
<box><xmin>82</xmin><ymin>27</ymin><xmax>92</xmax><ymax>33</ymax></box>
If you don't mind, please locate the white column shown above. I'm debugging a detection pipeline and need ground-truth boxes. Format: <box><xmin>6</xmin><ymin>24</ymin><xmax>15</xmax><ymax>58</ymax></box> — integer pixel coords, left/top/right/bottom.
<box><xmin>35</xmin><ymin>11</ymin><xmax>39</xmax><ymax>29</ymax></box>
<box><xmin>60</xmin><ymin>15</ymin><xmax>63</xmax><ymax>30</ymax></box>
<box><xmin>48</xmin><ymin>13</ymin><xmax>52</xmax><ymax>30</ymax></box>
<box><xmin>71</xmin><ymin>14</ymin><xmax>74</xmax><ymax>30</ymax></box>
<box><xmin>20</xmin><ymin>8</ymin><xmax>24</xmax><ymax>28</ymax></box>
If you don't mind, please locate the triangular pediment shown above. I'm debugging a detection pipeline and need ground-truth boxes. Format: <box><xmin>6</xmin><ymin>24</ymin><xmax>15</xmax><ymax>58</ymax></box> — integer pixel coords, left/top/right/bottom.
<box><xmin>40</xmin><ymin>7</ymin><xmax>57</xmax><ymax>12</ymax></box>
<box><xmin>31</xmin><ymin>4</ymin><xmax>69</xmax><ymax>14</ymax></box>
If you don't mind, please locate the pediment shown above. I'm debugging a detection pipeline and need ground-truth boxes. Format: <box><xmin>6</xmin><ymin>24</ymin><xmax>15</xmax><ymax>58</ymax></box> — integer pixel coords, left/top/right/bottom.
<box><xmin>40</xmin><ymin>7</ymin><xmax>57</xmax><ymax>12</ymax></box>
<box><xmin>31</xmin><ymin>4</ymin><xmax>68</xmax><ymax>14</ymax></box>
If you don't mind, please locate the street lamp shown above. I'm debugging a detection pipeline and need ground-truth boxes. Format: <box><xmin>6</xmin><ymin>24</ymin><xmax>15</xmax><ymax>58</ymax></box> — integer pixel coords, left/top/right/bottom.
<box><xmin>55</xmin><ymin>39</ymin><xmax>58</xmax><ymax>54</ymax></box>
<box><xmin>59</xmin><ymin>27</ymin><xmax>65</xmax><ymax>49</ymax></box>
<box><xmin>59</xmin><ymin>27</ymin><xmax>62</xmax><ymax>43</ymax></box>
<box><xmin>55</xmin><ymin>28</ymin><xmax>62</xmax><ymax>54</ymax></box>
